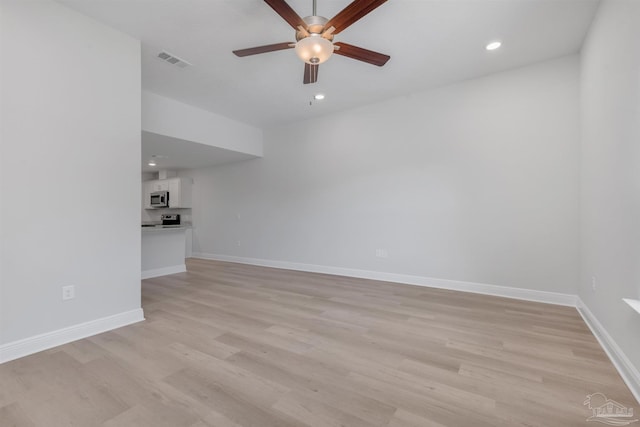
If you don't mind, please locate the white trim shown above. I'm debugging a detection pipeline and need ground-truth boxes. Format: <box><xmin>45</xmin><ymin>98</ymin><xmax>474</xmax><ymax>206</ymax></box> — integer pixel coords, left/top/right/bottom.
<box><xmin>141</xmin><ymin>264</ymin><xmax>186</xmax><ymax>279</ymax></box>
<box><xmin>0</xmin><ymin>308</ymin><xmax>145</xmax><ymax>364</ymax></box>
<box><xmin>576</xmin><ymin>298</ymin><xmax>640</xmax><ymax>405</ymax></box>
<box><xmin>623</xmin><ymin>298</ymin><xmax>640</xmax><ymax>315</ymax></box>
<box><xmin>192</xmin><ymin>252</ymin><xmax>577</xmax><ymax>306</ymax></box>
<box><xmin>6</xmin><ymin>254</ymin><xmax>637</xmax><ymax>406</ymax></box>
<box><xmin>194</xmin><ymin>253</ymin><xmax>640</xmax><ymax>402</ymax></box>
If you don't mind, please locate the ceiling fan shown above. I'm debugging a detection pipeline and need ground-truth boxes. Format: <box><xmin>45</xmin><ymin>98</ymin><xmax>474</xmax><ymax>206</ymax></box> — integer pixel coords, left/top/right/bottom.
<box><xmin>233</xmin><ymin>0</ymin><xmax>390</xmax><ymax>84</ymax></box>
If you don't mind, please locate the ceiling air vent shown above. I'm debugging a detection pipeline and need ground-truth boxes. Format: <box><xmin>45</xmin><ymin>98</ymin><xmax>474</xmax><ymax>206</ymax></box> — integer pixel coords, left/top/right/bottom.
<box><xmin>156</xmin><ymin>51</ymin><xmax>192</xmax><ymax>68</ymax></box>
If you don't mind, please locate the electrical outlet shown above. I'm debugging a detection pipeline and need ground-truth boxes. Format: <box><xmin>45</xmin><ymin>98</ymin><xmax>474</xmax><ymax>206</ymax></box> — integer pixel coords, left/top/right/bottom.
<box><xmin>375</xmin><ymin>249</ymin><xmax>388</xmax><ymax>258</ymax></box>
<box><xmin>592</xmin><ymin>276</ymin><xmax>597</xmax><ymax>292</ymax></box>
<box><xmin>62</xmin><ymin>285</ymin><xmax>75</xmax><ymax>301</ymax></box>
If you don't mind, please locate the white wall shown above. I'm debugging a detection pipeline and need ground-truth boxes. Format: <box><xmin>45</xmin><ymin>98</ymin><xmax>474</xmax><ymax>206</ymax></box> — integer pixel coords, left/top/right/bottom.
<box><xmin>580</xmin><ymin>0</ymin><xmax>640</xmax><ymax>376</ymax></box>
<box><xmin>0</xmin><ymin>0</ymin><xmax>142</xmax><ymax>346</ymax></box>
<box><xmin>142</xmin><ymin>91</ymin><xmax>263</xmax><ymax>157</ymax></box>
<box><xmin>185</xmin><ymin>55</ymin><xmax>580</xmax><ymax>294</ymax></box>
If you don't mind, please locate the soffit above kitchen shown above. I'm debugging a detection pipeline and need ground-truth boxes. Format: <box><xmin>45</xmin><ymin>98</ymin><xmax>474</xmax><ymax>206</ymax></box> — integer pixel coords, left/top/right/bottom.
<box><xmin>142</xmin><ymin>131</ymin><xmax>259</xmax><ymax>172</ymax></box>
<box><xmin>58</xmin><ymin>0</ymin><xmax>599</xmax><ymax>129</ymax></box>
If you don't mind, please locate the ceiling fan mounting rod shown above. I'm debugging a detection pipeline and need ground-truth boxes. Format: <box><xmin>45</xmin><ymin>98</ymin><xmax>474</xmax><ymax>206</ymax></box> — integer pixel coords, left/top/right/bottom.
<box><xmin>313</xmin><ymin>0</ymin><xmax>317</xmax><ymax>16</ymax></box>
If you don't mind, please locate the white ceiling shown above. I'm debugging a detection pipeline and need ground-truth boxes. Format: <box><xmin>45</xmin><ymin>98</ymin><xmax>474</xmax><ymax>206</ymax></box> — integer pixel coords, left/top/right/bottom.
<box><xmin>142</xmin><ymin>131</ymin><xmax>259</xmax><ymax>172</ymax></box>
<box><xmin>59</xmin><ymin>0</ymin><xmax>599</xmax><ymax>129</ymax></box>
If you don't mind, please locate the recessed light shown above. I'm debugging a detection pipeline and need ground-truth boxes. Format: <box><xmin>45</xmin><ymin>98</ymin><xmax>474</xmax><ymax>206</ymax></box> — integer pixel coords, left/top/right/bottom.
<box><xmin>148</xmin><ymin>161</ymin><xmax>157</xmax><ymax>167</ymax></box>
<box><xmin>486</xmin><ymin>41</ymin><xmax>502</xmax><ymax>51</ymax></box>
<box><xmin>314</xmin><ymin>93</ymin><xmax>325</xmax><ymax>100</ymax></box>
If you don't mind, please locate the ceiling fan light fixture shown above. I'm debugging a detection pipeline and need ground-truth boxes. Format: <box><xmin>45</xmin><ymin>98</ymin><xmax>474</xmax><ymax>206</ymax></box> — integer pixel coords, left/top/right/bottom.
<box><xmin>295</xmin><ymin>34</ymin><xmax>334</xmax><ymax>64</ymax></box>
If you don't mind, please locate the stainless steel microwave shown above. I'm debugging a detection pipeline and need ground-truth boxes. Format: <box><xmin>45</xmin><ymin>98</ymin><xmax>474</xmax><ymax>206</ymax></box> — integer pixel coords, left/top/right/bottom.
<box><xmin>150</xmin><ymin>191</ymin><xmax>169</xmax><ymax>208</ymax></box>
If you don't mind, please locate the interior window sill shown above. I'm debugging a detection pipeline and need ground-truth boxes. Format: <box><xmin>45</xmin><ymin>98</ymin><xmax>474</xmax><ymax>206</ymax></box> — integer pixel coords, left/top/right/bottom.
<box><xmin>622</xmin><ymin>298</ymin><xmax>640</xmax><ymax>315</ymax></box>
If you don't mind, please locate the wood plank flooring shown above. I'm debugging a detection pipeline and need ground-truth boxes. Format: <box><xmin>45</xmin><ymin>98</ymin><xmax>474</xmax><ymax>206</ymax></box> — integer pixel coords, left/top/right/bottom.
<box><xmin>0</xmin><ymin>258</ymin><xmax>636</xmax><ymax>426</ymax></box>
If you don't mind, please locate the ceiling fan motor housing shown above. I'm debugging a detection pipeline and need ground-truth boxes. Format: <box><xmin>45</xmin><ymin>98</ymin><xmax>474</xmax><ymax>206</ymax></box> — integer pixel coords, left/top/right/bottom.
<box><xmin>296</xmin><ymin>16</ymin><xmax>332</xmax><ymax>40</ymax></box>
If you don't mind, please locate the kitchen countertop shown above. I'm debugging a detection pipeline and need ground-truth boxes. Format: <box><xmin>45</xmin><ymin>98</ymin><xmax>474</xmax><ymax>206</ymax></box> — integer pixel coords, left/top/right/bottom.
<box><xmin>141</xmin><ymin>224</ymin><xmax>192</xmax><ymax>232</ymax></box>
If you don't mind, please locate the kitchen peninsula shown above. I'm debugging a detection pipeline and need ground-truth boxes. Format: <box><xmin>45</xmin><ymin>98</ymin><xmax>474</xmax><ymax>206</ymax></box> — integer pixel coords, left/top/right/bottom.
<box><xmin>141</xmin><ymin>225</ymin><xmax>191</xmax><ymax>279</ymax></box>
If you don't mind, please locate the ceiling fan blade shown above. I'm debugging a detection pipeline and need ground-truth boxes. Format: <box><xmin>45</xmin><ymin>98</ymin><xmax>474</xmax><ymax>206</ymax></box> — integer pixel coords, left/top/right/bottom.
<box><xmin>233</xmin><ymin>42</ymin><xmax>294</xmax><ymax>57</ymax></box>
<box><xmin>334</xmin><ymin>42</ymin><xmax>390</xmax><ymax>66</ymax></box>
<box><xmin>324</xmin><ymin>0</ymin><xmax>387</xmax><ymax>35</ymax></box>
<box><xmin>303</xmin><ymin>63</ymin><xmax>319</xmax><ymax>84</ymax></box>
<box><xmin>264</xmin><ymin>0</ymin><xmax>307</xmax><ymax>30</ymax></box>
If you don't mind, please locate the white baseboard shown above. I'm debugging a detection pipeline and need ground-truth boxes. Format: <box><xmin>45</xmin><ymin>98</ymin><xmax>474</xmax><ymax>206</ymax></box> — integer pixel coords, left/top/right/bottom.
<box><xmin>141</xmin><ymin>264</ymin><xmax>186</xmax><ymax>279</ymax></box>
<box><xmin>195</xmin><ymin>253</ymin><xmax>640</xmax><ymax>402</ymax></box>
<box><xmin>192</xmin><ymin>252</ymin><xmax>577</xmax><ymax>306</ymax></box>
<box><xmin>577</xmin><ymin>299</ymin><xmax>640</xmax><ymax>404</ymax></box>
<box><xmin>6</xmin><ymin>254</ymin><xmax>637</xmax><ymax>406</ymax></box>
<box><xmin>0</xmin><ymin>308</ymin><xmax>145</xmax><ymax>364</ymax></box>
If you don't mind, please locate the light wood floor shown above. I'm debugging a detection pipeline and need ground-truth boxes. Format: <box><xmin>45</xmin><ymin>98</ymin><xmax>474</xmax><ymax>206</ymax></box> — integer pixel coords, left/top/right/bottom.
<box><xmin>1</xmin><ymin>259</ymin><xmax>636</xmax><ymax>426</ymax></box>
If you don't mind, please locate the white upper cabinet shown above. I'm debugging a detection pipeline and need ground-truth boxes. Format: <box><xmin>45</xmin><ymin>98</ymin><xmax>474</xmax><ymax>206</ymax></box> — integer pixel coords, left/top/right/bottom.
<box><xmin>150</xmin><ymin>180</ymin><xmax>170</xmax><ymax>192</ymax></box>
<box><xmin>168</xmin><ymin>177</ymin><xmax>192</xmax><ymax>208</ymax></box>
<box><xmin>143</xmin><ymin>181</ymin><xmax>152</xmax><ymax>209</ymax></box>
